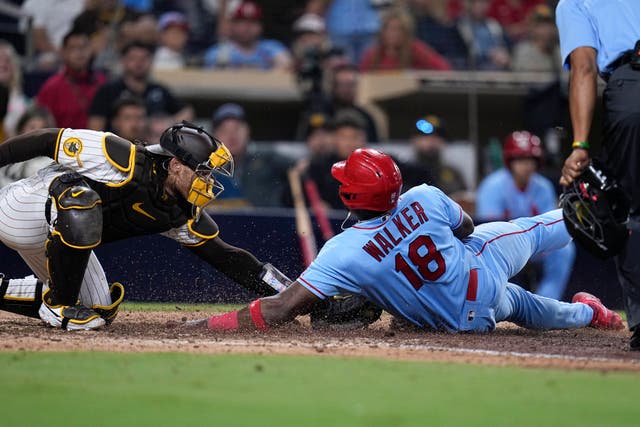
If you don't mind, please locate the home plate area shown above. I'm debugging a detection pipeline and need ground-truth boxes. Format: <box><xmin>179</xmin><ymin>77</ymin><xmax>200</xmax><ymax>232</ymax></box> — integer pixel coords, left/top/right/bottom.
<box><xmin>1</xmin><ymin>310</ymin><xmax>639</xmax><ymax>372</ymax></box>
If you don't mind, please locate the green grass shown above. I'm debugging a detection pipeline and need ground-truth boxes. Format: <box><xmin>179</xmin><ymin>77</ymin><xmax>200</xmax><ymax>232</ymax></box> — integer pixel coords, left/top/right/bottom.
<box><xmin>0</xmin><ymin>352</ymin><xmax>637</xmax><ymax>427</ymax></box>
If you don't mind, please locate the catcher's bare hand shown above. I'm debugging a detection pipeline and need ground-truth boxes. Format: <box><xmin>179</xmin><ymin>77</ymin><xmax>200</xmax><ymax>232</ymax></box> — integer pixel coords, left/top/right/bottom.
<box><xmin>560</xmin><ymin>149</ymin><xmax>590</xmax><ymax>187</ymax></box>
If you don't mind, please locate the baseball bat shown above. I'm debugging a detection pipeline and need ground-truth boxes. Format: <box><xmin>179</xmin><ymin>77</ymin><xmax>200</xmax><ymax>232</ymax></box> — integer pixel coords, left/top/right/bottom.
<box><xmin>303</xmin><ymin>177</ymin><xmax>335</xmax><ymax>242</ymax></box>
<box><xmin>288</xmin><ymin>168</ymin><xmax>318</xmax><ymax>267</ymax></box>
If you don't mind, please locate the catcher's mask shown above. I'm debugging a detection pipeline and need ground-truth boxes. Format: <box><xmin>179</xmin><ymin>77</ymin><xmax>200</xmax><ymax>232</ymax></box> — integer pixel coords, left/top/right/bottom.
<box><xmin>560</xmin><ymin>161</ymin><xmax>629</xmax><ymax>259</ymax></box>
<box><xmin>152</xmin><ymin>121</ymin><xmax>233</xmax><ymax>214</ymax></box>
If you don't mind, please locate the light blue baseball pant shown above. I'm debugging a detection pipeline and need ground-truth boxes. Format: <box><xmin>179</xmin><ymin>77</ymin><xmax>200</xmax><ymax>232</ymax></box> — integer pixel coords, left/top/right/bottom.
<box><xmin>464</xmin><ymin>209</ymin><xmax>593</xmax><ymax>331</ymax></box>
<box><xmin>533</xmin><ymin>241</ymin><xmax>576</xmax><ymax>300</ymax></box>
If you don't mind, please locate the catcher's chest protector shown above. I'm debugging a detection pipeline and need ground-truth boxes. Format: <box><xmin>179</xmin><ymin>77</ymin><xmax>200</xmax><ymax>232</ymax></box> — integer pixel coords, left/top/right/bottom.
<box><xmin>87</xmin><ymin>148</ymin><xmax>191</xmax><ymax>242</ymax></box>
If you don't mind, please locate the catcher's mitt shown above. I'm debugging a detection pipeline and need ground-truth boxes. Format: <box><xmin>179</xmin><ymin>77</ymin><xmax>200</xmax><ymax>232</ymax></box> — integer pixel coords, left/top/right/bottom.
<box><xmin>310</xmin><ymin>294</ymin><xmax>382</xmax><ymax>330</ymax></box>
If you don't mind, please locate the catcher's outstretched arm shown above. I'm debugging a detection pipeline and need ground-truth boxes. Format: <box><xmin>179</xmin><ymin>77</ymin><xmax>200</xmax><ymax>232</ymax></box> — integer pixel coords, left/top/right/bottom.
<box><xmin>195</xmin><ymin>281</ymin><xmax>320</xmax><ymax>332</ymax></box>
<box><xmin>0</xmin><ymin>128</ymin><xmax>60</xmax><ymax>167</ymax></box>
<box><xmin>188</xmin><ymin>236</ymin><xmax>289</xmax><ymax>296</ymax></box>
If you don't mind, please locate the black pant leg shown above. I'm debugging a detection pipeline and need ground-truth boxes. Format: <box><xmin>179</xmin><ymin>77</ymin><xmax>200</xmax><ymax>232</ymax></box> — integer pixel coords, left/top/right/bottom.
<box><xmin>603</xmin><ymin>64</ymin><xmax>640</xmax><ymax>329</ymax></box>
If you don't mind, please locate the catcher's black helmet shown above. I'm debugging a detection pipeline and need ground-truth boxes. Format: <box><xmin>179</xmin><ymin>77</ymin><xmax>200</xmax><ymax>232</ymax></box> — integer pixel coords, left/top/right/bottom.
<box><xmin>156</xmin><ymin>121</ymin><xmax>232</xmax><ymax>173</ymax></box>
<box><xmin>148</xmin><ymin>121</ymin><xmax>233</xmax><ymax>212</ymax></box>
<box><xmin>560</xmin><ymin>161</ymin><xmax>629</xmax><ymax>259</ymax></box>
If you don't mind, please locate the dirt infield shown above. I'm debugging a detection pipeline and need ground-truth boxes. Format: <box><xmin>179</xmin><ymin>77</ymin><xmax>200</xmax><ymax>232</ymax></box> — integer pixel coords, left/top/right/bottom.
<box><xmin>2</xmin><ymin>310</ymin><xmax>639</xmax><ymax>372</ymax></box>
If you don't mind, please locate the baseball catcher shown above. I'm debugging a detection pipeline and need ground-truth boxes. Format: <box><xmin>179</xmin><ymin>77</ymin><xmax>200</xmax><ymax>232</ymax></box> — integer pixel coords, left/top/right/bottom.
<box><xmin>0</xmin><ymin>123</ymin><xmax>293</xmax><ymax>330</ymax></box>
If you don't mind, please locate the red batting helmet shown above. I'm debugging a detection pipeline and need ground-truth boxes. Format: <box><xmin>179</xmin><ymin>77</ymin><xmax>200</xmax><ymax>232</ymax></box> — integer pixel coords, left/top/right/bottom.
<box><xmin>503</xmin><ymin>130</ymin><xmax>543</xmax><ymax>166</ymax></box>
<box><xmin>331</xmin><ymin>148</ymin><xmax>403</xmax><ymax>212</ymax></box>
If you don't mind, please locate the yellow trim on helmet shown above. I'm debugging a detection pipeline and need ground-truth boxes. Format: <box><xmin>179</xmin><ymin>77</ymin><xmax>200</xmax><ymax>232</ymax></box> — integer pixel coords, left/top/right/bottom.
<box><xmin>101</xmin><ymin>133</ymin><xmax>134</xmax><ymax>173</ymax></box>
<box><xmin>50</xmin><ymin>230</ymin><xmax>101</xmax><ymax>250</ymax></box>
<box><xmin>53</xmin><ymin>128</ymin><xmax>66</xmax><ymax>162</ymax></box>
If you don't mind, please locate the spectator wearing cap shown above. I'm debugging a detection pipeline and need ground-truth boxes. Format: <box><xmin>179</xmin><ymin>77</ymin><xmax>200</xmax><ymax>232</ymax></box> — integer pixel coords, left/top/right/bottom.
<box><xmin>36</xmin><ymin>30</ymin><xmax>107</xmax><ymax>129</ymax></box>
<box><xmin>88</xmin><ymin>41</ymin><xmax>193</xmax><ymax>132</ymax></box>
<box><xmin>291</xmin><ymin>13</ymin><xmax>333</xmax><ymax>72</ymax></box>
<box><xmin>203</xmin><ymin>1</ymin><xmax>293</xmax><ymax>70</ymax></box>
<box><xmin>153</xmin><ymin>11</ymin><xmax>190</xmax><ymax>71</ymax></box>
<box><xmin>210</xmin><ymin>103</ymin><xmax>294</xmax><ymax>207</ymax></box>
<box><xmin>410</xmin><ymin>115</ymin><xmax>467</xmax><ymax>196</ymax></box>
<box><xmin>511</xmin><ymin>5</ymin><xmax>561</xmax><ymax>72</ymax></box>
<box><xmin>475</xmin><ymin>130</ymin><xmax>575</xmax><ymax>300</ymax></box>
<box><xmin>360</xmin><ymin>8</ymin><xmax>452</xmax><ymax>72</ymax></box>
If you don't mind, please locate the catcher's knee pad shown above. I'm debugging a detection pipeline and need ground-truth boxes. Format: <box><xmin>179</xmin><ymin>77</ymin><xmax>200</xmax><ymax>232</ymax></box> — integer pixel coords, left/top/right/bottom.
<box><xmin>51</xmin><ymin>184</ymin><xmax>102</xmax><ymax>249</ymax></box>
<box><xmin>45</xmin><ymin>176</ymin><xmax>103</xmax><ymax>306</ymax></box>
<box><xmin>0</xmin><ymin>274</ymin><xmax>44</xmax><ymax>318</ymax></box>
<box><xmin>92</xmin><ymin>282</ymin><xmax>125</xmax><ymax>325</ymax></box>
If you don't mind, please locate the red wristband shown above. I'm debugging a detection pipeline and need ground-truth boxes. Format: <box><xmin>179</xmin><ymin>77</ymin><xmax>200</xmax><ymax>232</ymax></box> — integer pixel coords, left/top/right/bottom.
<box><xmin>249</xmin><ymin>299</ymin><xmax>269</xmax><ymax>331</ymax></box>
<box><xmin>207</xmin><ymin>310</ymin><xmax>239</xmax><ymax>331</ymax></box>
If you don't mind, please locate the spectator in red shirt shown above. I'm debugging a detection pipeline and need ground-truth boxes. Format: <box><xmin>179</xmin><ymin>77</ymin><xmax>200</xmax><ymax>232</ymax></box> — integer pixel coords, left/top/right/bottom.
<box><xmin>36</xmin><ymin>30</ymin><xmax>106</xmax><ymax>129</ymax></box>
<box><xmin>359</xmin><ymin>8</ymin><xmax>452</xmax><ymax>72</ymax></box>
<box><xmin>488</xmin><ymin>0</ymin><xmax>545</xmax><ymax>41</ymax></box>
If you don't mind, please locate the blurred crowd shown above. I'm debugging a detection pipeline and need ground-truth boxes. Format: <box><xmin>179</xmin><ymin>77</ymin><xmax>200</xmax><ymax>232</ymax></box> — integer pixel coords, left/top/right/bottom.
<box><xmin>0</xmin><ymin>0</ymin><xmax>571</xmax><ymax>297</ymax></box>
<box><xmin>0</xmin><ymin>0</ymin><xmax>564</xmax><ymax>206</ymax></box>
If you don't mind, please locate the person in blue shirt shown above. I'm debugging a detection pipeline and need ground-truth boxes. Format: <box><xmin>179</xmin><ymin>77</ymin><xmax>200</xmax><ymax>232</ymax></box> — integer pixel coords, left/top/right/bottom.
<box><xmin>556</xmin><ymin>0</ymin><xmax>640</xmax><ymax>350</ymax></box>
<box><xmin>322</xmin><ymin>0</ymin><xmax>381</xmax><ymax>65</ymax></box>
<box><xmin>476</xmin><ymin>131</ymin><xmax>575</xmax><ymax>300</ymax></box>
<box><xmin>194</xmin><ymin>148</ymin><xmax>621</xmax><ymax>334</ymax></box>
<box><xmin>203</xmin><ymin>1</ymin><xmax>292</xmax><ymax>70</ymax></box>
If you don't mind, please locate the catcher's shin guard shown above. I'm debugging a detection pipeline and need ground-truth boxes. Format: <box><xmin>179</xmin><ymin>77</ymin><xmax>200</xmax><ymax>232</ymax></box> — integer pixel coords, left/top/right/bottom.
<box><xmin>0</xmin><ymin>274</ymin><xmax>44</xmax><ymax>318</ymax></box>
<box><xmin>92</xmin><ymin>282</ymin><xmax>125</xmax><ymax>324</ymax></box>
<box><xmin>46</xmin><ymin>177</ymin><xmax>102</xmax><ymax>305</ymax></box>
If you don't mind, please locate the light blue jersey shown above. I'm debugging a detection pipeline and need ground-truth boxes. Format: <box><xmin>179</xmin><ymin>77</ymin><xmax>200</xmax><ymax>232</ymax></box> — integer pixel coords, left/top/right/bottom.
<box><xmin>476</xmin><ymin>169</ymin><xmax>576</xmax><ymax>300</ymax></box>
<box><xmin>326</xmin><ymin>0</ymin><xmax>380</xmax><ymax>36</ymax></box>
<box><xmin>204</xmin><ymin>39</ymin><xmax>288</xmax><ymax>70</ymax></box>
<box><xmin>476</xmin><ymin>169</ymin><xmax>556</xmax><ymax>220</ymax></box>
<box><xmin>556</xmin><ymin>0</ymin><xmax>640</xmax><ymax>75</ymax></box>
<box><xmin>299</xmin><ymin>185</ymin><xmax>591</xmax><ymax>332</ymax></box>
<box><xmin>301</xmin><ymin>185</ymin><xmax>472</xmax><ymax>330</ymax></box>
